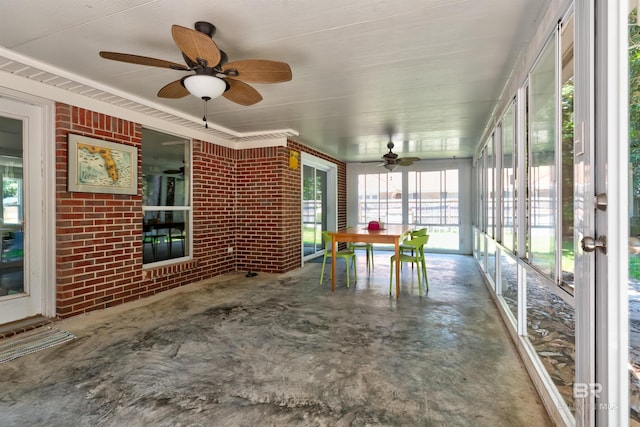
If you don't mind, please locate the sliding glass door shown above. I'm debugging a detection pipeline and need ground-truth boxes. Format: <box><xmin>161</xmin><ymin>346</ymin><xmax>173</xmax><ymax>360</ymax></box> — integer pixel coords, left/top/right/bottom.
<box><xmin>302</xmin><ymin>164</ymin><xmax>327</xmax><ymax>257</ymax></box>
<box><xmin>301</xmin><ymin>152</ymin><xmax>337</xmax><ymax>260</ymax></box>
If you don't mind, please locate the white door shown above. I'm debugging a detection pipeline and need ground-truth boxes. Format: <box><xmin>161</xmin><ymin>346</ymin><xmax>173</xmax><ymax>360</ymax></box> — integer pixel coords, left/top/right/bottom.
<box><xmin>0</xmin><ymin>95</ymin><xmax>54</xmax><ymax>324</ymax></box>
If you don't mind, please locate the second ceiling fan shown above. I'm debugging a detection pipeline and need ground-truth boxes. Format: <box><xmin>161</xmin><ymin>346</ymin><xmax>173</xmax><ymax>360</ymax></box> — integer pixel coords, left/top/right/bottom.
<box><xmin>99</xmin><ymin>21</ymin><xmax>292</xmax><ymax>111</ymax></box>
<box><xmin>380</xmin><ymin>137</ymin><xmax>420</xmax><ymax>171</ymax></box>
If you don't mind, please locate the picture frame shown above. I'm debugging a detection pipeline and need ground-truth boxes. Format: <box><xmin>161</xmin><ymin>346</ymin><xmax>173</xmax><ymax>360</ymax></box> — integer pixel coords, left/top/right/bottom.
<box><xmin>67</xmin><ymin>133</ymin><xmax>138</xmax><ymax>195</ymax></box>
<box><xmin>289</xmin><ymin>149</ymin><xmax>300</xmax><ymax>170</ymax></box>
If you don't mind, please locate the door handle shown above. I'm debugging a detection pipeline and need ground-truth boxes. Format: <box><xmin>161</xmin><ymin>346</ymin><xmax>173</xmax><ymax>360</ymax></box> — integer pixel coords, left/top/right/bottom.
<box><xmin>581</xmin><ymin>235</ymin><xmax>607</xmax><ymax>254</ymax></box>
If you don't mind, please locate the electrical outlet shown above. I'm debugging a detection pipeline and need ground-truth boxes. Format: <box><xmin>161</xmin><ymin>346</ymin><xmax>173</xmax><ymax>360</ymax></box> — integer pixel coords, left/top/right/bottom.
<box><xmin>228</xmin><ymin>247</ymin><xmax>233</xmax><ymax>253</ymax></box>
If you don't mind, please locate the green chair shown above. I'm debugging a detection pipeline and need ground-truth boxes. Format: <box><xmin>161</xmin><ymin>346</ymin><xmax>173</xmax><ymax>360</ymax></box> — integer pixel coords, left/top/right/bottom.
<box><xmin>400</xmin><ymin>228</ymin><xmax>428</xmax><ymax>268</ymax></box>
<box><xmin>346</xmin><ymin>226</ymin><xmax>374</xmax><ymax>271</ymax></box>
<box><xmin>143</xmin><ymin>222</ymin><xmax>166</xmax><ymax>261</ymax></box>
<box><xmin>348</xmin><ymin>242</ymin><xmax>374</xmax><ymax>271</ymax></box>
<box><xmin>390</xmin><ymin>235</ymin><xmax>429</xmax><ymax>296</ymax></box>
<box><xmin>168</xmin><ymin>223</ymin><xmax>186</xmax><ymax>256</ymax></box>
<box><xmin>319</xmin><ymin>231</ymin><xmax>357</xmax><ymax>288</ymax></box>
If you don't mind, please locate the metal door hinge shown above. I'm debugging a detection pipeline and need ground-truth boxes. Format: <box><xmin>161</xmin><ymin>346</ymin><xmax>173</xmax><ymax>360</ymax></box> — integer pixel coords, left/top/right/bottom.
<box><xmin>594</xmin><ymin>193</ymin><xmax>607</xmax><ymax>211</ymax></box>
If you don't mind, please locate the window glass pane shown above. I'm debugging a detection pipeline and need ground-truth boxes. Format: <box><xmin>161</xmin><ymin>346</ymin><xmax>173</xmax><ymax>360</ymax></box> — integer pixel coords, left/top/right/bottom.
<box><xmin>3</xmin><ymin>176</ymin><xmax>22</xmax><ymax>225</ymax></box>
<box><xmin>303</xmin><ymin>165</ymin><xmax>317</xmax><ymax>256</ymax></box>
<box><xmin>526</xmin><ymin>272</ymin><xmax>575</xmax><ymax>410</ymax></box>
<box><xmin>357</xmin><ymin>172</ymin><xmax>401</xmax><ymax>224</ymax></box>
<box><xmin>529</xmin><ymin>35</ymin><xmax>557</xmax><ymax>278</ymax></box>
<box><xmin>0</xmin><ymin>117</ymin><xmax>24</xmax><ymax>296</ymax></box>
<box><xmin>629</xmin><ymin>6</ymin><xmax>640</xmax><ymax>424</ymax></box>
<box><xmin>445</xmin><ymin>169</ymin><xmax>459</xmax><ymax>225</ymax></box>
<box><xmin>478</xmin><ymin>151</ymin><xmax>486</xmax><ymax>233</ymax></box>
<box><xmin>303</xmin><ymin>166</ymin><xmax>326</xmax><ymax>255</ymax></box>
<box><xmin>499</xmin><ymin>252</ymin><xmax>518</xmax><ymax>321</ymax></box>
<box><xmin>143</xmin><ymin>210</ymin><xmax>188</xmax><ymax>263</ymax></box>
<box><xmin>487</xmin><ymin>135</ymin><xmax>496</xmax><ymax>238</ymax></box>
<box><xmin>487</xmin><ymin>239</ymin><xmax>496</xmax><ymax>289</ymax></box>
<box><xmin>473</xmin><ymin>228</ymin><xmax>479</xmax><ymax>258</ymax></box>
<box><xmin>419</xmin><ymin>171</ymin><xmax>440</xmax><ymax>224</ymax></box>
<box><xmin>502</xmin><ymin>103</ymin><xmax>516</xmax><ymax>251</ymax></box>
<box><xmin>143</xmin><ymin>175</ymin><xmax>187</xmax><ymax>207</ymax></box>
<box><xmin>560</xmin><ymin>15</ymin><xmax>575</xmax><ymax>287</ymax></box>
<box><xmin>141</xmin><ymin>128</ymin><xmax>190</xmax><ymax>265</ymax></box>
<box><xmin>408</xmin><ymin>169</ymin><xmax>460</xmax><ymax>251</ymax></box>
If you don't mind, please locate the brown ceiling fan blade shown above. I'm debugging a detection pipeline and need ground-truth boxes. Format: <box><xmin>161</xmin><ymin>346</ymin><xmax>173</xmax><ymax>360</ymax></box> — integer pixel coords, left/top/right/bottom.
<box><xmin>157</xmin><ymin>79</ymin><xmax>190</xmax><ymax>98</ymax></box>
<box><xmin>222</xmin><ymin>79</ymin><xmax>263</xmax><ymax>106</ymax></box>
<box><xmin>398</xmin><ymin>157</ymin><xmax>420</xmax><ymax>166</ymax></box>
<box><xmin>99</xmin><ymin>51</ymin><xmax>188</xmax><ymax>70</ymax></box>
<box><xmin>222</xmin><ymin>60</ymin><xmax>292</xmax><ymax>83</ymax></box>
<box><xmin>171</xmin><ymin>25</ymin><xmax>221</xmax><ymax>67</ymax></box>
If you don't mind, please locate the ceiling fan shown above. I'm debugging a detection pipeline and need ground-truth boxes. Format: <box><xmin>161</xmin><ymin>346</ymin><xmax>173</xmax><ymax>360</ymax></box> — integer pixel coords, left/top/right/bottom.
<box><xmin>99</xmin><ymin>21</ymin><xmax>292</xmax><ymax>126</ymax></box>
<box><xmin>163</xmin><ymin>165</ymin><xmax>185</xmax><ymax>175</ymax></box>
<box><xmin>380</xmin><ymin>139</ymin><xmax>420</xmax><ymax>171</ymax></box>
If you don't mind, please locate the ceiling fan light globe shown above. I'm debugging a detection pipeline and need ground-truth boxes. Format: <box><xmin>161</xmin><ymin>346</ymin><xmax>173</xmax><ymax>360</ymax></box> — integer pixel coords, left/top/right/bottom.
<box><xmin>383</xmin><ymin>163</ymin><xmax>397</xmax><ymax>171</ymax></box>
<box><xmin>184</xmin><ymin>75</ymin><xmax>226</xmax><ymax>100</ymax></box>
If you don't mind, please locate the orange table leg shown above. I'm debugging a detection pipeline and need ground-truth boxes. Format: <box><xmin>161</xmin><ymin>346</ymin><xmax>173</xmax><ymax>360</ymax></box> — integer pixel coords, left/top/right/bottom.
<box><xmin>394</xmin><ymin>238</ymin><xmax>400</xmax><ymax>298</ymax></box>
<box><xmin>331</xmin><ymin>234</ymin><xmax>336</xmax><ymax>292</ymax></box>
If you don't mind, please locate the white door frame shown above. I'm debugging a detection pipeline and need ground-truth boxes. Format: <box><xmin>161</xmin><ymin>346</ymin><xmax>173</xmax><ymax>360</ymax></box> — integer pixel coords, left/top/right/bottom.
<box><xmin>574</xmin><ymin>1</ymin><xmax>597</xmax><ymax>424</ymax></box>
<box><xmin>593</xmin><ymin>0</ymin><xmax>629</xmax><ymax>425</ymax></box>
<box><xmin>0</xmin><ymin>90</ymin><xmax>56</xmax><ymax>323</ymax></box>
<box><xmin>575</xmin><ymin>0</ymin><xmax>629</xmax><ymax>425</ymax></box>
<box><xmin>300</xmin><ymin>152</ymin><xmax>337</xmax><ymax>262</ymax></box>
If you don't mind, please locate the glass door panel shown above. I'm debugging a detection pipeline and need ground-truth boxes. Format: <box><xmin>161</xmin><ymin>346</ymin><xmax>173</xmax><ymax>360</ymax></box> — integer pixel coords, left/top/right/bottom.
<box><xmin>0</xmin><ymin>93</ymin><xmax>45</xmax><ymax>326</ymax></box>
<box><xmin>630</xmin><ymin>6</ymin><xmax>640</xmax><ymax>424</ymax></box>
<box><xmin>502</xmin><ymin>102</ymin><xmax>517</xmax><ymax>252</ymax></box>
<box><xmin>0</xmin><ymin>117</ymin><xmax>24</xmax><ymax>298</ymax></box>
<box><xmin>302</xmin><ymin>165</ymin><xmax>326</xmax><ymax>257</ymax></box>
<box><xmin>407</xmin><ymin>169</ymin><xmax>460</xmax><ymax>251</ymax></box>
<box><xmin>528</xmin><ymin>33</ymin><xmax>558</xmax><ymax>278</ymax></box>
<box><xmin>560</xmin><ymin>14</ymin><xmax>575</xmax><ymax>288</ymax></box>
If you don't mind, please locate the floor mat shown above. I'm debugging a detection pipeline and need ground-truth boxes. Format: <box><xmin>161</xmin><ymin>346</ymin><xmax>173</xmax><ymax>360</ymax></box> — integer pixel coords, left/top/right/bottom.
<box><xmin>0</xmin><ymin>326</ymin><xmax>75</xmax><ymax>364</ymax></box>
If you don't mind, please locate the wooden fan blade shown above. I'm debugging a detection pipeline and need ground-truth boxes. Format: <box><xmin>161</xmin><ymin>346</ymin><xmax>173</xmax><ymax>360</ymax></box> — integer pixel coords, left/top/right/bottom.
<box><xmin>99</xmin><ymin>52</ymin><xmax>188</xmax><ymax>70</ymax></box>
<box><xmin>398</xmin><ymin>157</ymin><xmax>420</xmax><ymax>166</ymax></box>
<box><xmin>222</xmin><ymin>60</ymin><xmax>292</xmax><ymax>83</ymax></box>
<box><xmin>222</xmin><ymin>79</ymin><xmax>263</xmax><ymax>106</ymax></box>
<box><xmin>157</xmin><ymin>79</ymin><xmax>190</xmax><ymax>98</ymax></box>
<box><xmin>171</xmin><ymin>25</ymin><xmax>221</xmax><ymax>67</ymax></box>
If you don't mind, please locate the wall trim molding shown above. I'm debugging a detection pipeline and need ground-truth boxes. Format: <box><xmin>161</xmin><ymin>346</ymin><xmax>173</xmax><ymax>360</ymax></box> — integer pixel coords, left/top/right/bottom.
<box><xmin>0</xmin><ymin>46</ymin><xmax>298</xmax><ymax>151</ymax></box>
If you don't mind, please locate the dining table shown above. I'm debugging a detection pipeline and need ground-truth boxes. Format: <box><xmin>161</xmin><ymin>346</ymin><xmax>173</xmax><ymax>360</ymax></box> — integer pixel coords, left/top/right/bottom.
<box><xmin>330</xmin><ymin>224</ymin><xmax>413</xmax><ymax>298</ymax></box>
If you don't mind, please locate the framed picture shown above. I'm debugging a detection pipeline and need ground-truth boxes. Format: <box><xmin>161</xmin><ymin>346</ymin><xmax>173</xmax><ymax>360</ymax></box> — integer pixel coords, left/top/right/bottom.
<box><xmin>289</xmin><ymin>149</ymin><xmax>300</xmax><ymax>169</ymax></box>
<box><xmin>67</xmin><ymin>134</ymin><xmax>138</xmax><ymax>195</ymax></box>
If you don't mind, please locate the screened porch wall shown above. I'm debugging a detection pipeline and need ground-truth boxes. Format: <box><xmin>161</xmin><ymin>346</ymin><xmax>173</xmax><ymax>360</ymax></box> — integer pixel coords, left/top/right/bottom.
<box><xmin>346</xmin><ymin>158</ymin><xmax>473</xmax><ymax>255</ymax></box>
<box><xmin>470</xmin><ymin>1</ymin><xmax>578</xmax><ymax>425</ymax></box>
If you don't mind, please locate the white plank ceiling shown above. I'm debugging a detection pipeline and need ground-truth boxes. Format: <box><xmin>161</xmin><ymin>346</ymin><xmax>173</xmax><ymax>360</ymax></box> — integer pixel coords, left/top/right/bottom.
<box><xmin>0</xmin><ymin>0</ymin><xmax>550</xmax><ymax>162</ymax></box>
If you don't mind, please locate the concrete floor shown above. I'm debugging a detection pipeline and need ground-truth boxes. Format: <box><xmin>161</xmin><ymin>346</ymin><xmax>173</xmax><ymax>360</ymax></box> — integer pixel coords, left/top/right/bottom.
<box><xmin>0</xmin><ymin>253</ymin><xmax>552</xmax><ymax>426</ymax></box>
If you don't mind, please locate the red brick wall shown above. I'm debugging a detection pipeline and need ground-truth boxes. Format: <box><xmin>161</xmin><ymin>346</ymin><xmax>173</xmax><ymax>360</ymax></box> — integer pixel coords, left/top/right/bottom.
<box><xmin>55</xmin><ymin>103</ymin><xmax>346</xmax><ymax>318</ymax></box>
<box><xmin>234</xmin><ymin>142</ymin><xmax>346</xmax><ymax>273</ymax></box>
<box><xmin>191</xmin><ymin>140</ymin><xmax>237</xmax><ymax>275</ymax></box>
<box><xmin>56</xmin><ymin>104</ymin><xmax>144</xmax><ymax>317</ymax></box>
<box><xmin>235</xmin><ymin>146</ymin><xmax>291</xmax><ymax>273</ymax></box>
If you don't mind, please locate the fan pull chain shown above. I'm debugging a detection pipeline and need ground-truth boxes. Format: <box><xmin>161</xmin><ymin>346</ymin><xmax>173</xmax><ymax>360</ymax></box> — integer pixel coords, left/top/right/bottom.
<box><xmin>202</xmin><ymin>96</ymin><xmax>211</xmax><ymax>129</ymax></box>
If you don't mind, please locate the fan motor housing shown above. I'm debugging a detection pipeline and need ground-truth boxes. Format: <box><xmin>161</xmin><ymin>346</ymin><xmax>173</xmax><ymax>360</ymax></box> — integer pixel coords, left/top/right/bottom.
<box><xmin>194</xmin><ymin>21</ymin><xmax>216</xmax><ymax>37</ymax></box>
